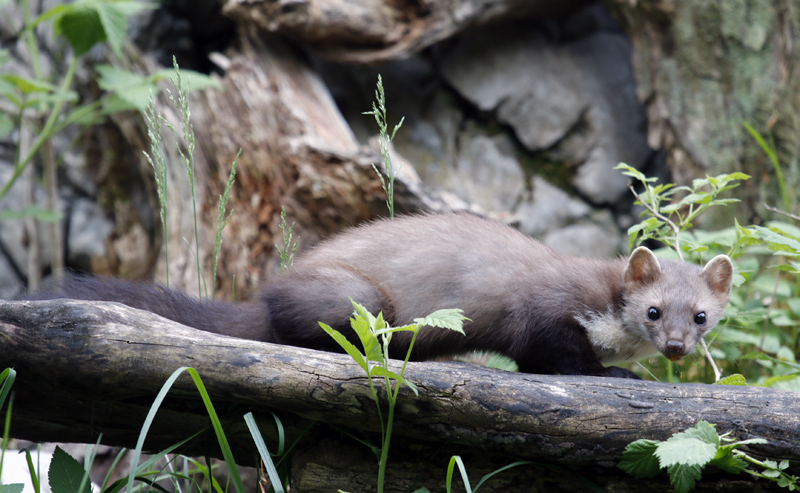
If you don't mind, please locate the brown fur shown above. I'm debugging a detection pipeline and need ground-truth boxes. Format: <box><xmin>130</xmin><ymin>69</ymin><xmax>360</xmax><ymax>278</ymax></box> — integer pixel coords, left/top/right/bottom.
<box><xmin>21</xmin><ymin>213</ymin><xmax>734</xmax><ymax>379</ymax></box>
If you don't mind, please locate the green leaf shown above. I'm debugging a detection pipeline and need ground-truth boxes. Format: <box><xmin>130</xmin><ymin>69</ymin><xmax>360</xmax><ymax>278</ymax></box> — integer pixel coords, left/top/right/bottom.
<box><xmin>413</xmin><ymin>308</ymin><xmax>468</xmax><ymax>335</ymax></box>
<box><xmin>318</xmin><ymin>322</ymin><xmax>368</xmax><ymax>372</ymax></box>
<box><xmin>752</xmin><ymin>225</ymin><xmax>800</xmax><ymax>256</ymax></box>
<box><xmin>101</xmin><ymin>94</ymin><xmax>139</xmax><ymax>113</ymax></box>
<box><xmin>115</xmin><ymin>1</ymin><xmax>158</xmax><ymax>15</ymax></box>
<box><xmin>720</xmin><ymin>171</ymin><xmax>751</xmax><ymax>182</ymax></box>
<box><xmin>714</xmin><ymin>374</ymin><xmax>747</xmax><ymax>386</ymax></box>
<box><xmin>95</xmin><ymin>3</ymin><xmax>131</xmax><ymax>57</ymax></box>
<box><xmin>369</xmin><ymin>366</ymin><xmax>418</xmax><ymax>395</ymax></box>
<box><xmin>655</xmin><ymin>437</ymin><xmax>717</xmax><ymax>467</ymax></box>
<box><xmin>484</xmin><ymin>353</ymin><xmax>519</xmax><ymax>372</ymax></box>
<box><xmin>619</xmin><ymin>439</ymin><xmax>661</xmax><ymax>478</ymax></box>
<box><xmin>763</xmin><ymin>373</ymin><xmax>800</xmax><ymax>388</ymax></box>
<box><xmin>684</xmin><ymin>420</ymin><xmax>720</xmax><ymax>447</ymax></box>
<box><xmin>719</xmin><ymin>438</ymin><xmax>768</xmax><ymax>452</ymax></box>
<box><xmin>0</xmin><ymin>485</ymin><xmax>25</xmax><ymax>493</ymax></box>
<box><xmin>56</xmin><ymin>6</ymin><xmax>106</xmax><ymax>56</ymax></box>
<box><xmin>349</xmin><ymin>301</ymin><xmax>383</xmax><ymax>362</ymax></box>
<box><xmin>678</xmin><ymin>192</ymin><xmax>712</xmax><ymax>206</ymax></box>
<box><xmin>47</xmin><ymin>1</ymin><xmax>153</xmax><ymax>58</ymax></box>
<box><xmin>615</xmin><ymin>162</ymin><xmax>654</xmax><ymax>182</ymax></box>
<box><xmin>0</xmin><ymin>112</ymin><xmax>14</xmax><ymax>137</ymax></box>
<box><xmin>374</xmin><ymin>324</ymin><xmax>419</xmax><ymax>337</ymax></box>
<box><xmin>48</xmin><ymin>446</ymin><xmax>92</xmax><ymax>493</ymax></box>
<box><xmin>96</xmin><ymin>64</ymin><xmax>145</xmax><ymax>90</ymax></box>
<box><xmin>708</xmin><ymin>451</ymin><xmax>748</xmax><ymax>474</ymax></box>
<box><xmin>667</xmin><ymin>462</ymin><xmax>703</xmax><ymax>493</ymax></box>
<box><xmin>692</xmin><ymin>177</ymin><xmax>711</xmax><ymax>189</ymax></box>
<box><xmin>1</xmin><ymin>74</ymin><xmax>60</xmax><ymax>94</ymax></box>
<box><xmin>31</xmin><ymin>3</ymin><xmax>71</xmax><ymax>27</ymax></box>
<box><xmin>20</xmin><ymin>92</ymin><xmax>79</xmax><ymax>111</ymax></box>
<box><xmin>660</xmin><ymin>203</ymin><xmax>683</xmax><ymax>213</ymax></box>
<box><xmin>709</xmin><ymin>198</ymin><xmax>740</xmax><ymax>206</ymax></box>
<box><xmin>96</xmin><ymin>64</ymin><xmax>155</xmax><ymax>110</ymax></box>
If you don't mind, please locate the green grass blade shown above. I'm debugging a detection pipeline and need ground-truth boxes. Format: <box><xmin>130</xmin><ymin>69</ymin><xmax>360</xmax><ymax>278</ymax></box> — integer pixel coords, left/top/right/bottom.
<box><xmin>125</xmin><ymin>367</ymin><xmax>185</xmax><ymax>493</ymax></box>
<box><xmin>0</xmin><ymin>368</ymin><xmax>16</xmax><ymax>412</ymax></box>
<box><xmin>183</xmin><ymin>368</ymin><xmax>246</xmax><ymax>491</ymax></box>
<box><xmin>23</xmin><ymin>449</ymin><xmax>41</xmax><ymax>493</ymax></box>
<box><xmin>446</xmin><ymin>456</ymin><xmax>472</xmax><ymax>493</ymax></box>
<box><xmin>99</xmin><ymin>448</ymin><xmax>128</xmax><ymax>492</ymax></box>
<box><xmin>124</xmin><ymin>367</ymin><xmax>222</xmax><ymax>492</ymax></box>
<box><xmin>1</xmin><ymin>391</ymin><xmax>14</xmax><ymax>483</ymax></box>
<box><xmin>244</xmin><ymin>412</ymin><xmax>285</xmax><ymax>493</ymax></box>
<box><xmin>75</xmin><ymin>435</ymin><xmax>103</xmax><ymax>493</ymax></box>
<box><xmin>269</xmin><ymin>412</ymin><xmax>286</xmax><ymax>456</ymax></box>
<box><xmin>472</xmin><ymin>461</ymin><xmax>531</xmax><ymax>492</ymax></box>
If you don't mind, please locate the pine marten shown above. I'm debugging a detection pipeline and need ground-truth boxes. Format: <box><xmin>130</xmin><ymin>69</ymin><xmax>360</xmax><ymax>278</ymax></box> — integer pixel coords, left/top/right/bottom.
<box><xmin>21</xmin><ymin>213</ymin><xmax>734</xmax><ymax>379</ymax></box>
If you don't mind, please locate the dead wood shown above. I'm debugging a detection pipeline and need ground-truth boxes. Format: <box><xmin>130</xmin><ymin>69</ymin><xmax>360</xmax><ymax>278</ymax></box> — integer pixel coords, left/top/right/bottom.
<box><xmin>1</xmin><ymin>299</ymin><xmax>798</xmax><ymax>490</ymax></box>
<box><xmin>221</xmin><ymin>0</ymin><xmax>594</xmax><ymax>63</ymax></box>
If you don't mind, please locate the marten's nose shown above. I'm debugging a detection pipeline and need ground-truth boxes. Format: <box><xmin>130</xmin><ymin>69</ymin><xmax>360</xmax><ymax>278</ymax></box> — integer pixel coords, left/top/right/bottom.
<box><xmin>665</xmin><ymin>340</ymin><xmax>685</xmax><ymax>361</ymax></box>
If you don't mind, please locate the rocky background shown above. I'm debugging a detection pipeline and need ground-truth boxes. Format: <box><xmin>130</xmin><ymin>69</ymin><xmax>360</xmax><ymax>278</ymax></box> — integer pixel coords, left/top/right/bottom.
<box><xmin>1</xmin><ymin>0</ymin><xmax>797</xmax><ymax>300</ymax></box>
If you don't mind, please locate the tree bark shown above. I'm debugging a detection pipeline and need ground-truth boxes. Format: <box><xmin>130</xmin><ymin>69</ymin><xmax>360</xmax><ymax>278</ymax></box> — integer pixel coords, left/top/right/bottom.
<box><xmin>605</xmin><ymin>0</ymin><xmax>800</xmax><ymax>220</ymax></box>
<box><xmin>221</xmin><ymin>0</ymin><xmax>594</xmax><ymax>63</ymax></box>
<box><xmin>100</xmin><ymin>34</ymin><xmax>465</xmax><ymax>301</ymax></box>
<box><xmin>1</xmin><ymin>299</ymin><xmax>798</xmax><ymax>491</ymax></box>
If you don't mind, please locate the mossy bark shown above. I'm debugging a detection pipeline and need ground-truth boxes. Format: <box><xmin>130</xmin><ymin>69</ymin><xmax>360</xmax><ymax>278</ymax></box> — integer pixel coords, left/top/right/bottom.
<box><xmin>607</xmin><ymin>0</ymin><xmax>800</xmax><ymax>222</ymax></box>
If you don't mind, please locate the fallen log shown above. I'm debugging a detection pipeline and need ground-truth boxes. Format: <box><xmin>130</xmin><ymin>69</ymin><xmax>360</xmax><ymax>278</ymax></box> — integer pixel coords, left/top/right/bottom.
<box><xmin>0</xmin><ymin>299</ymin><xmax>797</xmax><ymax>491</ymax></box>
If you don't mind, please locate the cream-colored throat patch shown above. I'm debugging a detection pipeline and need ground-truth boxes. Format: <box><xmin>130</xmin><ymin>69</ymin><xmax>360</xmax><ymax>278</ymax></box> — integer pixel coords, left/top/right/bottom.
<box><xmin>577</xmin><ymin>312</ymin><xmax>659</xmax><ymax>364</ymax></box>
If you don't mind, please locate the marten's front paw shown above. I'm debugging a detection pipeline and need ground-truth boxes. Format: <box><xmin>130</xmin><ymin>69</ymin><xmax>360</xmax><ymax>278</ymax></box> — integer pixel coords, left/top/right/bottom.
<box><xmin>601</xmin><ymin>366</ymin><xmax>641</xmax><ymax>379</ymax></box>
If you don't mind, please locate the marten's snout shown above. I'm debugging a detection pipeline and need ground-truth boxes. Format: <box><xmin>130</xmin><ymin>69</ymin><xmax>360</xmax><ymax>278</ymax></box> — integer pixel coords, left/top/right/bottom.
<box><xmin>664</xmin><ymin>340</ymin><xmax>686</xmax><ymax>361</ymax></box>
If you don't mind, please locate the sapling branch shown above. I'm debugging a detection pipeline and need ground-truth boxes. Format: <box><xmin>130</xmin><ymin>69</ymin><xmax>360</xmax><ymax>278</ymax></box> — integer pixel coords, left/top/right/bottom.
<box><xmin>764</xmin><ymin>203</ymin><xmax>800</xmax><ymax>222</ymax></box>
<box><xmin>626</xmin><ymin>183</ymin><xmax>684</xmax><ymax>261</ymax></box>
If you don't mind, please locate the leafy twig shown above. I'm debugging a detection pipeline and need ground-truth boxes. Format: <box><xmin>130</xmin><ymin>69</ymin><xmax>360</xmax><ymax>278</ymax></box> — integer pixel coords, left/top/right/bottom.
<box><xmin>764</xmin><ymin>203</ymin><xmax>800</xmax><ymax>222</ymax></box>
<box><xmin>320</xmin><ymin>302</ymin><xmax>467</xmax><ymax>493</ymax></box>
<box><xmin>626</xmin><ymin>183</ymin><xmax>684</xmax><ymax>260</ymax></box>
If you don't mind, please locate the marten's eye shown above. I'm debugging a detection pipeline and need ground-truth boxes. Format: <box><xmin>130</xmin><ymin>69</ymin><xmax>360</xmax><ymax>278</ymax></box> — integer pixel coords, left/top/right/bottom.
<box><xmin>694</xmin><ymin>312</ymin><xmax>707</xmax><ymax>325</ymax></box>
<box><xmin>647</xmin><ymin>307</ymin><xmax>661</xmax><ymax>321</ymax></box>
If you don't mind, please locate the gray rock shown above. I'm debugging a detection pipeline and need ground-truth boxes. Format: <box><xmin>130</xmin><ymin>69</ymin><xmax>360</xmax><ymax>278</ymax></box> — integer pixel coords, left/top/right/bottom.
<box><xmin>542</xmin><ymin>216</ymin><xmax>622</xmax><ymax>258</ymax></box>
<box><xmin>439</xmin><ymin>17</ymin><xmax>651</xmax><ymax>205</ymax></box>
<box><xmin>440</xmin><ymin>30</ymin><xmax>588</xmax><ymax>151</ymax></box>
<box><xmin>445</xmin><ymin>130</ymin><xmax>525</xmax><ymax>213</ymax></box>
<box><xmin>515</xmin><ymin>176</ymin><xmax>590</xmax><ymax>237</ymax></box>
<box><xmin>68</xmin><ymin>198</ymin><xmax>113</xmax><ymax>271</ymax></box>
<box><xmin>0</xmin><ymin>250</ymin><xmax>23</xmax><ymax>298</ymax></box>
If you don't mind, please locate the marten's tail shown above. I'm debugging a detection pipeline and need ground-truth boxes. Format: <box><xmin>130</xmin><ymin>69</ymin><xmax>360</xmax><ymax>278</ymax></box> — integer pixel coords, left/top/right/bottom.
<box><xmin>19</xmin><ymin>276</ymin><xmax>272</xmax><ymax>342</ymax></box>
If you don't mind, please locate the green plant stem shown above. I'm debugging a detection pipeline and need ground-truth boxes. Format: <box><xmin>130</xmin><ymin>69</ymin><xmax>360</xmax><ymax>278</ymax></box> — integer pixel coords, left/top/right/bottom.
<box><xmin>376</xmin><ymin>399</ymin><xmax>396</xmax><ymax>493</ymax></box>
<box><xmin>627</xmin><ymin>183</ymin><xmax>683</xmax><ymax>259</ymax></box>
<box><xmin>190</xmin><ymin>173</ymin><xmax>202</xmax><ymax>297</ymax></box>
<box><xmin>0</xmin><ymin>55</ymin><xmax>79</xmax><ymax>200</ymax></box>
<box><xmin>367</xmin><ymin>378</ymin><xmax>386</xmax><ymax>446</ymax></box>
<box><xmin>22</xmin><ymin>0</ymin><xmax>43</xmax><ymax>81</ymax></box>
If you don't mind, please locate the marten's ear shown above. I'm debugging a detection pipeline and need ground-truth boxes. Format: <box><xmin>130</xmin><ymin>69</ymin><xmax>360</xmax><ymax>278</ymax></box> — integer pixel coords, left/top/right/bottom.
<box><xmin>702</xmin><ymin>255</ymin><xmax>734</xmax><ymax>297</ymax></box>
<box><xmin>624</xmin><ymin>247</ymin><xmax>662</xmax><ymax>285</ymax></box>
